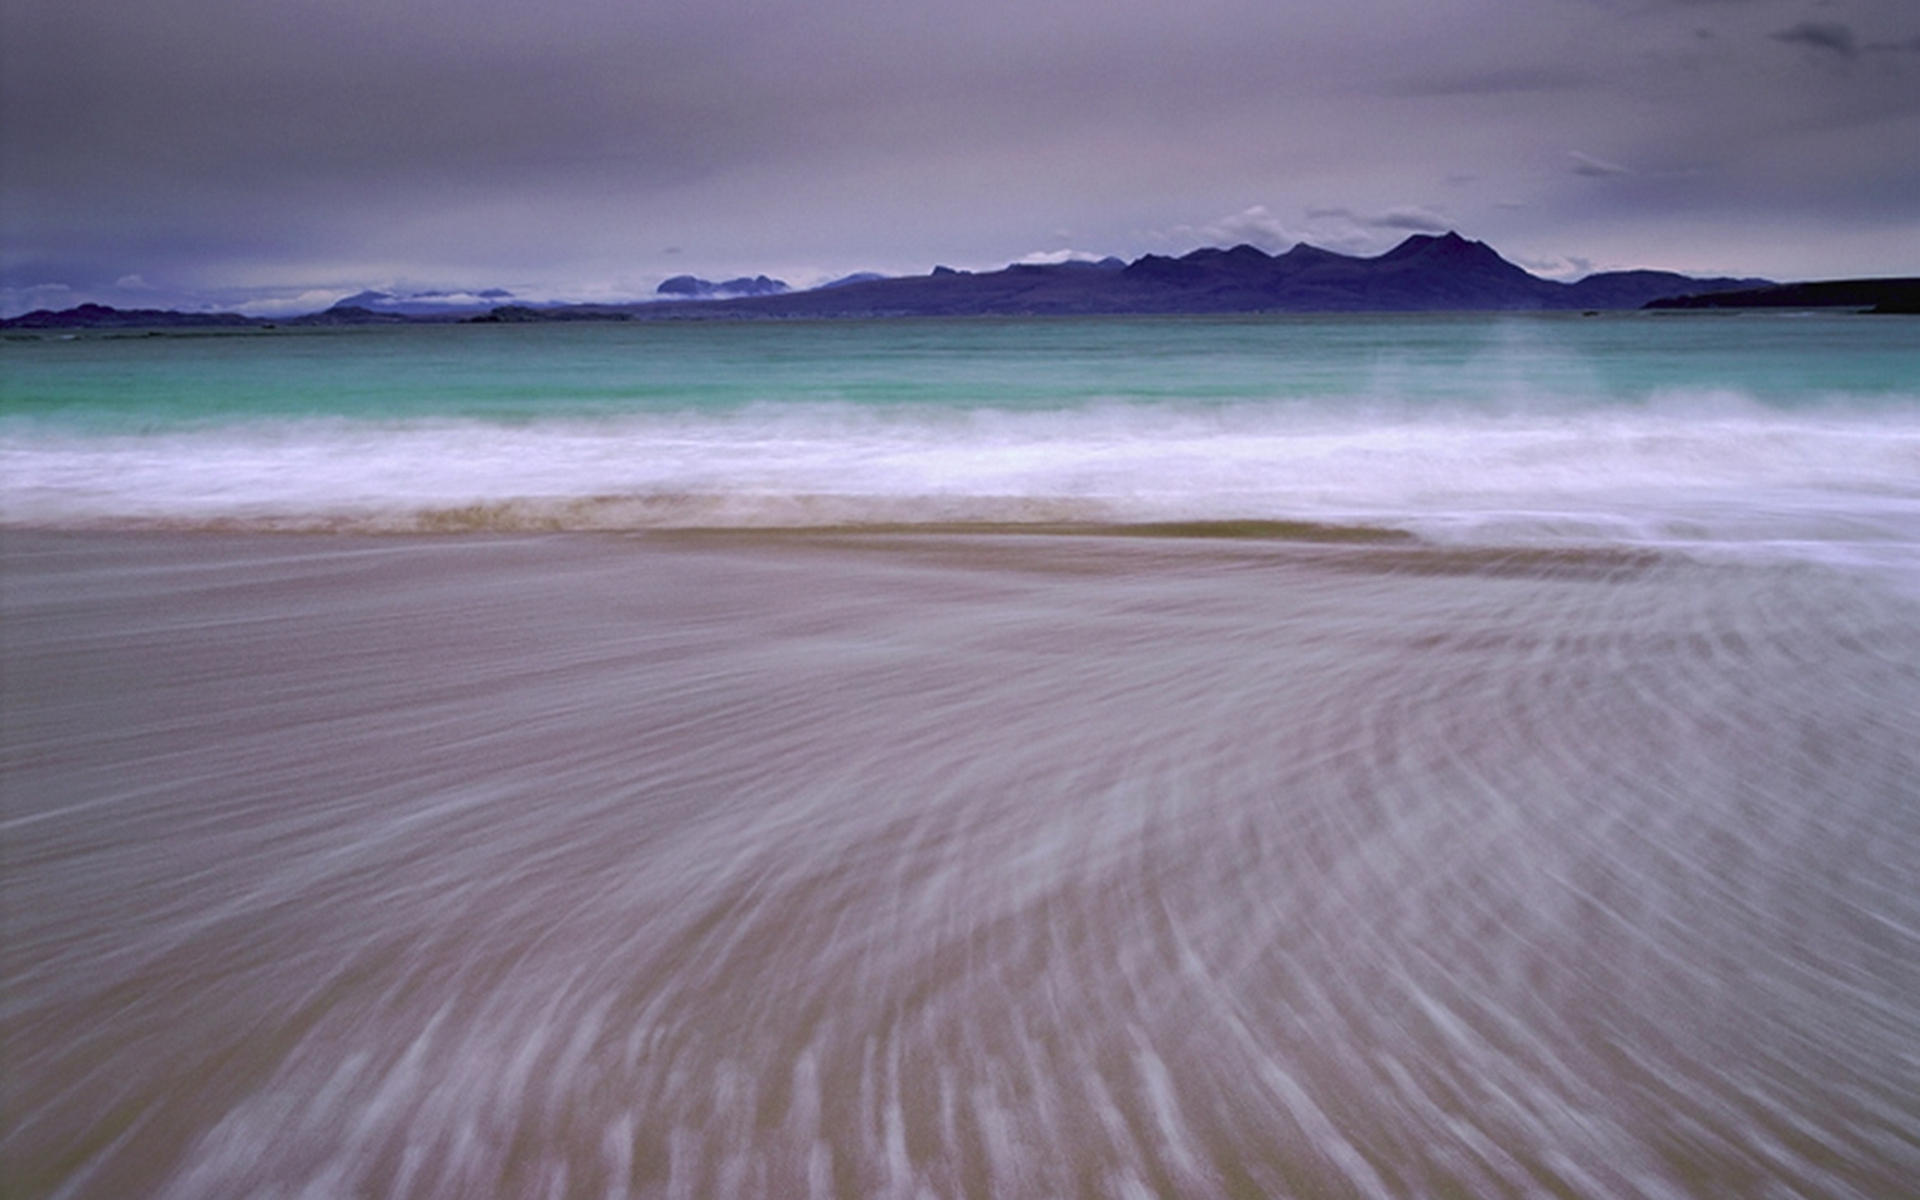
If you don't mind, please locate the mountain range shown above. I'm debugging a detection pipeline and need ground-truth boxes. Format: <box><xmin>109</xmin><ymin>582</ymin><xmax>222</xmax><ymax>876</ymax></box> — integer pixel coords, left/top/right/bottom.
<box><xmin>481</xmin><ymin>234</ymin><xmax>1777</xmax><ymax>321</ymax></box>
<box><xmin>10</xmin><ymin>232</ymin><xmax>1914</xmax><ymax>329</ymax></box>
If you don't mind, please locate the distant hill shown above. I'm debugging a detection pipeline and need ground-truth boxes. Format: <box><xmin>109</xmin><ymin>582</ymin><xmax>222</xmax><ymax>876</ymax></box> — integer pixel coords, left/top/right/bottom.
<box><xmin>1</xmin><ymin>233</ymin><xmax>1845</xmax><ymax>330</ymax></box>
<box><xmin>1646</xmin><ymin>278</ymin><xmax>1920</xmax><ymax>315</ymax></box>
<box><xmin>295</xmin><ymin>305</ymin><xmax>416</xmax><ymax>326</ymax></box>
<box><xmin>570</xmin><ymin>234</ymin><xmax>1774</xmax><ymax>320</ymax></box>
<box><xmin>0</xmin><ymin>303</ymin><xmax>259</xmax><ymax>330</ymax></box>
<box><xmin>815</xmin><ymin>272</ymin><xmax>890</xmax><ymax>290</ymax></box>
<box><xmin>2</xmin><ymin>300</ymin><xmax>464</xmax><ymax>330</ymax></box>
<box><xmin>655</xmin><ymin>274</ymin><xmax>790</xmax><ymax>299</ymax></box>
<box><xmin>326</xmin><ymin>288</ymin><xmax>517</xmax><ymax>317</ymax></box>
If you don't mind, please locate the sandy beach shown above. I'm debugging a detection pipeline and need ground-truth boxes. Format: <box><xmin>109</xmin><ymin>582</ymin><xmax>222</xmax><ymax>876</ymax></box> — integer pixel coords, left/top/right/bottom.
<box><xmin>5</xmin><ymin>528</ymin><xmax>1918</xmax><ymax>1198</ymax></box>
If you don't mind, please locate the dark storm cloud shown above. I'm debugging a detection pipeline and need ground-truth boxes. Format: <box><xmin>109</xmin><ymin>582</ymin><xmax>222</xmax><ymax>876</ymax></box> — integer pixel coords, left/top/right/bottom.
<box><xmin>3</xmin><ymin>0</ymin><xmax>1917</xmax><ymax>311</ymax></box>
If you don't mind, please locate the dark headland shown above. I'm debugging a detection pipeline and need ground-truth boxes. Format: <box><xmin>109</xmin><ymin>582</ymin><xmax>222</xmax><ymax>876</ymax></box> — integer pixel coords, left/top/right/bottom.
<box><xmin>1645</xmin><ymin>277</ymin><xmax>1920</xmax><ymax>315</ymax></box>
<box><xmin>10</xmin><ymin>232</ymin><xmax>1912</xmax><ymax>329</ymax></box>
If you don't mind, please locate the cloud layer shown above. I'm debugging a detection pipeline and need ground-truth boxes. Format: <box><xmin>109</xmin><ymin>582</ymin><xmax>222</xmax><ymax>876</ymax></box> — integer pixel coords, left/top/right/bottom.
<box><xmin>4</xmin><ymin>0</ymin><xmax>1916</xmax><ymax>312</ymax></box>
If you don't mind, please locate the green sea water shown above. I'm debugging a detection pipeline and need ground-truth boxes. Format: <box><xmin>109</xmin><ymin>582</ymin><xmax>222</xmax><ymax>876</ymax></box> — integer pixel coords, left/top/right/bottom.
<box><xmin>3</xmin><ymin>312</ymin><xmax>1918</xmax><ymax>565</ymax></box>
<box><xmin>4</xmin><ymin>312</ymin><xmax>1916</xmax><ymax>425</ymax></box>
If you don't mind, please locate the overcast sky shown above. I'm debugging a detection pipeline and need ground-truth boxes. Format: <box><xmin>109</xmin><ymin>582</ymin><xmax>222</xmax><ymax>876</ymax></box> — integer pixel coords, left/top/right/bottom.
<box><xmin>3</xmin><ymin>0</ymin><xmax>1917</xmax><ymax>314</ymax></box>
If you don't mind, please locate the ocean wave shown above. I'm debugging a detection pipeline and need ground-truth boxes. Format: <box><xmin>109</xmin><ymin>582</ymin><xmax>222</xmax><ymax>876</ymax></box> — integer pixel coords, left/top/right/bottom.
<box><xmin>5</xmin><ymin>404</ymin><xmax>1919</xmax><ymax>565</ymax></box>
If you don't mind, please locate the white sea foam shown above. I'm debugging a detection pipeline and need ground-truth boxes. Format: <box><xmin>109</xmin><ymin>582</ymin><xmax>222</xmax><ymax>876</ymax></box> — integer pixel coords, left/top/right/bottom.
<box><xmin>6</xmin><ymin>400</ymin><xmax>1919</xmax><ymax>564</ymax></box>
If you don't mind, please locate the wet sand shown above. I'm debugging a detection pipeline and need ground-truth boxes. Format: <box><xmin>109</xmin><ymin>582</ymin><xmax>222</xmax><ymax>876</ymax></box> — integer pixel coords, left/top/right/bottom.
<box><xmin>4</xmin><ymin>530</ymin><xmax>1918</xmax><ymax>1199</ymax></box>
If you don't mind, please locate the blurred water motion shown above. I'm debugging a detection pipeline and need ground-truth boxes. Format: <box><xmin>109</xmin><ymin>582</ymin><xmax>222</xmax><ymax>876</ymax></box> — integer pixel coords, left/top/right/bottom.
<box><xmin>3</xmin><ymin>531</ymin><xmax>1918</xmax><ymax>1199</ymax></box>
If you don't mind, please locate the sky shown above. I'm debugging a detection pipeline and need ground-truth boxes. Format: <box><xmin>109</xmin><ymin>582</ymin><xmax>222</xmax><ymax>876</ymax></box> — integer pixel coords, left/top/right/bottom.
<box><xmin>3</xmin><ymin>0</ymin><xmax>1917</xmax><ymax>315</ymax></box>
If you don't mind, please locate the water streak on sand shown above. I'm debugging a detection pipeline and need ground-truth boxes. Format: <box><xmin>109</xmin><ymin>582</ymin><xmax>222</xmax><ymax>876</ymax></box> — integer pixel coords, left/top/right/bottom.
<box><xmin>4</xmin><ymin>532</ymin><xmax>1918</xmax><ymax>1199</ymax></box>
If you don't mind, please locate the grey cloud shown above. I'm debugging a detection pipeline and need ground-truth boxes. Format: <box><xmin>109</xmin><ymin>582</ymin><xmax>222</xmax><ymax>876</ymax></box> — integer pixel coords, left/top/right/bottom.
<box><xmin>4</xmin><ymin>0</ymin><xmax>1917</xmax><ymax>311</ymax></box>
<box><xmin>4</xmin><ymin>2</ymin><xmax>1371</xmax><ymax>205</ymax></box>
<box><xmin>1569</xmin><ymin>152</ymin><xmax>1633</xmax><ymax>177</ymax></box>
<box><xmin>2</xmin><ymin>4</ymin><xmax>774</xmax><ymax>191</ymax></box>
<box><xmin>1770</xmin><ymin>21</ymin><xmax>1859</xmax><ymax>57</ymax></box>
<box><xmin>1391</xmin><ymin>68</ymin><xmax>1591</xmax><ymax>97</ymax></box>
<box><xmin>1180</xmin><ymin>207</ymin><xmax>1303</xmax><ymax>253</ymax></box>
<box><xmin>1363</xmin><ymin>208</ymin><xmax>1453</xmax><ymax>232</ymax></box>
<box><xmin>1283</xmin><ymin>206</ymin><xmax>1453</xmax><ymax>249</ymax></box>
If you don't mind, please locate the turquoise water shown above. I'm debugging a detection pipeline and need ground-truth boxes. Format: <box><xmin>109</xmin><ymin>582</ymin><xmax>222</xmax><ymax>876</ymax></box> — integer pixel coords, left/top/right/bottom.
<box><xmin>4</xmin><ymin>313</ymin><xmax>1916</xmax><ymax>424</ymax></box>
<box><xmin>4</xmin><ymin>312</ymin><xmax>1918</xmax><ymax>567</ymax></box>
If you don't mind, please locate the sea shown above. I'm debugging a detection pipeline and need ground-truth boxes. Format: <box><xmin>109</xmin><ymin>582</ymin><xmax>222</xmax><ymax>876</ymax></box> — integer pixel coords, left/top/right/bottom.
<box><xmin>3</xmin><ymin>312</ymin><xmax>1918</xmax><ymax>1199</ymax></box>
